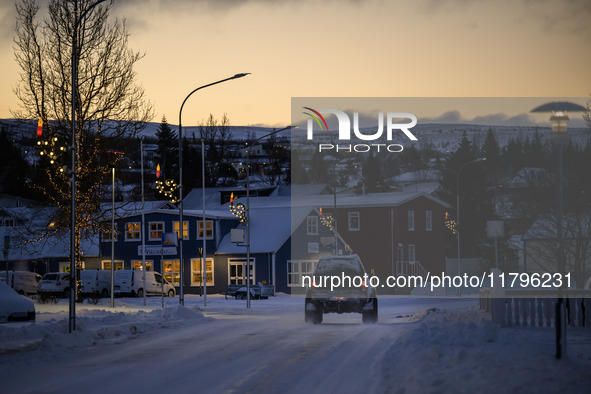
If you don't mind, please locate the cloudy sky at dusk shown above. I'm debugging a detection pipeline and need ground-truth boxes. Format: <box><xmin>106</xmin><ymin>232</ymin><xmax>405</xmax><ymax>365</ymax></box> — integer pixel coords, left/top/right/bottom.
<box><xmin>0</xmin><ymin>0</ymin><xmax>590</xmax><ymax>127</ymax></box>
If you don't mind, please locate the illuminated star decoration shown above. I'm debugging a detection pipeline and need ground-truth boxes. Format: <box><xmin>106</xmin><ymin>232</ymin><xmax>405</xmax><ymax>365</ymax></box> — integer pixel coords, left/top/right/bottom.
<box><xmin>319</xmin><ymin>207</ymin><xmax>334</xmax><ymax>231</ymax></box>
<box><xmin>229</xmin><ymin>192</ymin><xmax>248</xmax><ymax>223</ymax></box>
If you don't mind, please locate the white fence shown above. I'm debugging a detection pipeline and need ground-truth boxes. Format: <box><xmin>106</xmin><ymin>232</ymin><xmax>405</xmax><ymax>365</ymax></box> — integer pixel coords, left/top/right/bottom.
<box><xmin>480</xmin><ymin>288</ymin><xmax>591</xmax><ymax>328</ymax></box>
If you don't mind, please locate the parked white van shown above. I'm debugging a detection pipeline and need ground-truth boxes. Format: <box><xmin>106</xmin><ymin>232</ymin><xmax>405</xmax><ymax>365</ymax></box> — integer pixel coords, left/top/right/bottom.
<box><xmin>0</xmin><ymin>271</ymin><xmax>42</xmax><ymax>295</ymax></box>
<box><xmin>80</xmin><ymin>270</ymin><xmax>113</xmax><ymax>298</ymax></box>
<box><xmin>113</xmin><ymin>270</ymin><xmax>175</xmax><ymax>298</ymax></box>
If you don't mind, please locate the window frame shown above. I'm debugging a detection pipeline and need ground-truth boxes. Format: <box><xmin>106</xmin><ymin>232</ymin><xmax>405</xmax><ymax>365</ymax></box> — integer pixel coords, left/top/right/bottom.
<box><xmin>131</xmin><ymin>260</ymin><xmax>153</xmax><ymax>271</ymax></box>
<box><xmin>101</xmin><ymin>260</ymin><xmax>124</xmax><ymax>271</ymax></box>
<box><xmin>125</xmin><ymin>222</ymin><xmax>141</xmax><ymax>241</ymax></box>
<box><xmin>306</xmin><ymin>216</ymin><xmax>318</xmax><ymax>235</ymax></box>
<box><xmin>408</xmin><ymin>244</ymin><xmax>416</xmax><ymax>263</ymax></box>
<box><xmin>163</xmin><ymin>259</ymin><xmax>180</xmax><ymax>286</ymax></box>
<box><xmin>149</xmin><ymin>221</ymin><xmax>165</xmax><ymax>241</ymax></box>
<box><xmin>348</xmin><ymin>211</ymin><xmax>360</xmax><ymax>231</ymax></box>
<box><xmin>287</xmin><ymin>260</ymin><xmax>316</xmax><ymax>287</ymax></box>
<box><xmin>190</xmin><ymin>258</ymin><xmax>214</xmax><ymax>286</ymax></box>
<box><xmin>426</xmin><ymin>210</ymin><xmax>432</xmax><ymax>231</ymax></box>
<box><xmin>173</xmin><ymin>221</ymin><xmax>189</xmax><ymax>240</ymax></box>
<box><xmin>197</xmin><ymin>220</ymin><xmax>214</xmax><ymax>240</ymax></box>
<box><xmin>408</xmin><ymin>210</ymin><xmax>415</xmax><ymax>231</ymax></box>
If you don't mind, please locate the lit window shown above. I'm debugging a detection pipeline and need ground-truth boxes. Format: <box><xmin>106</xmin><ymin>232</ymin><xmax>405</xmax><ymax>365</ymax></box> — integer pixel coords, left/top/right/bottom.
<box><xmin>191</xmin><ymin>258</ymin><xmax>214</xmax><ymax>286</ymax></box>
<box><xmin>173</xmin><ymin>221</ymin><xmax>188</xmax><ymax>239</ymax></box>
<box><xmin>197</xmin><ymin>220</ymin><xmax>214</xmax><ymax>240</ymax></box>
<box><xmin>102</xmin><ymin>223</ymin><xmax>117</xmax><ymax>242</ymax></box>
<box><xmin>102</xmin><ymin>260</ymin><xmax>124</xmax><ymax>271</ymax></box>
<box><xmin>132</xmin><ymin>260</ymin><xmax>153</xmax><ymax>271</ymax></box>
<box><xmin>149</xmin><ymin>222</ymin><xmax>164</xmax><ymax>241</ymax></box>
<box><xmin>125</xmin><ymin>222</ymin><xmax>141</xmax><ymax>241</ymax></box>
<box><xmin>163</xmin><ymin>259</ymin><xmax>180</xmax><ymax>285</ymax></box>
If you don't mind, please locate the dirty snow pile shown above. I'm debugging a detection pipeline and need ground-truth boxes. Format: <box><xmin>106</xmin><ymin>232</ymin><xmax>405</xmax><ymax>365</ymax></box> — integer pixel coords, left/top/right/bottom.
<box><xmin>382</xmin><ymin>307</ymin><xmax>591</xmax><ymax>393</ymax></box>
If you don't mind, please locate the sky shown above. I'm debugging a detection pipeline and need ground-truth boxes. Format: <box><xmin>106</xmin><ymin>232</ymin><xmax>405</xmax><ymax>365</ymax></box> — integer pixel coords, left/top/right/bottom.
<box><xmin>0</xmin><ymin>0</ymin><xmax>590</xmax><ymax>127</ymax></box>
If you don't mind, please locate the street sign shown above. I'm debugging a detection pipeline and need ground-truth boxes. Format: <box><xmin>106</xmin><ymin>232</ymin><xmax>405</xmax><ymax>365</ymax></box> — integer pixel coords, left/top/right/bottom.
<box><xmin>137</xmin><ymin>245</ymin><xmax>176</xmax><ymax>256</ymax></box>
<box><xmin>487</xmin><ymin>220</ymin><xmax>504</xmax><ymax>239</ymax></box>
<box><xmin>161</xmin><ymin>232</ymin><xmax>178</xmax><ymax>254</ymax></box>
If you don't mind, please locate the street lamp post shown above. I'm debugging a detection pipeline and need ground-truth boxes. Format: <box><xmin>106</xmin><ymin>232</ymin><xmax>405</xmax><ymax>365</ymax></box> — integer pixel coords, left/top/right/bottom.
<box><xmin>70</xmin><ymin>0</ymin><xmax>107</xmax><ymax>334</ymax></box>
<box><xmin>456</xmin><ymin>158</ymin><xmax>486</xmax><ymax>296</ymax></box>
<box><xmin>245</xmin><ymin>126</ymin><xmax>293</xmax><ymax>308</ymax></box>
<box><xmin>178</xmin><ymin>73</ymin><xmax>250</xmax><ymax>305</ymax></box>
<box><xmin>229</xmin><ymin>126</ymin><xmax>293</xmax><ymax>308</ymax></box>
<box><xmin>531</xmin><ymin>101</ymin><xmax>586</xmax><ymax>360</ymax></box>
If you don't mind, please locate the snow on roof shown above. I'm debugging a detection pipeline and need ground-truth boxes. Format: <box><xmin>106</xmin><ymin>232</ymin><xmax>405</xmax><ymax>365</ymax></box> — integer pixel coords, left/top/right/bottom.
<box><xmin>99</xmin><ymin>200</ymin><xmax>177</xmax><ymax>220</ymax></box>
<box><xmin>391</xmin><ymin>170</ymin><xmax>442</xmax><ymax>183</ymax></box>
<box><xmin>216</xmin><ymin>206</ymin><xmax>311</xmax><ymax>254</ymax></box>
<box><xmin>523</xmin><ymin>213</ymin><xmax>591</xmax><ymax>240</ymax></box>
<box><xmin>504</xmin><ymin>167</ymin><xmax>551</xmax><ymax>188</ymax></box>
<box><xmin>239</xmin><ymin>190</ymin><xmax>449</xmax><ymax>209</ymax></box>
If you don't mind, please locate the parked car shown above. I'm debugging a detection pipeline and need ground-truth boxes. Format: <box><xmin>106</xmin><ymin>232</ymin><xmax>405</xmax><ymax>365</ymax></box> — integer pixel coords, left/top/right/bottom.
<box><xmin>0</xmin><ymin>271</ymin><xmax>42</xmax><ymax>296</ymax></box>
<box><xmin>38</xmin><ymin>272</ymin><xmax>71</xmax><ymax>298</ymax></box>
<box><xmin>224</xmin><ymin>283</ymin><xmax>275</xmax><ymax>300</ymax></box>
<box><xmin>114</xmin><ymin>270</ymin><xmax>175</xmax><ymax>298</ymax></box>
<box><xmin>0</xmin><ymin>280</ymin><xmax>35</xmax><ymax>322</ymax></box>
<box><xmin>80</xmin><ymin>270</ymin><xmax>112</xmax><ymax>299</ymax></box>
<box><xmin>304</xmin><ymin>254</ymin><xmax>378</xmax><ymax>324</ymax></box>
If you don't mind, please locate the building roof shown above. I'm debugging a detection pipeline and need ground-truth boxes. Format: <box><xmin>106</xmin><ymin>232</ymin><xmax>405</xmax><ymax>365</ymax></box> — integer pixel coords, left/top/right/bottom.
<box><xmin>216</xmin><ymin>206</ymin><xmax>311</xmax><ymax>254</ymax></box>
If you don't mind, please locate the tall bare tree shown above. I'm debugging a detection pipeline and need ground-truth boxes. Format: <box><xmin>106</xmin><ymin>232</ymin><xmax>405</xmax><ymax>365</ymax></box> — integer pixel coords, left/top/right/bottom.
<box><xmin>198</xmin><ymin>113</ymin><xmax>233</xmax><ymax>186</ymax></box>
<box><xmin>12</xmin><ymin>0</ymin><xmax>153</xmax><ymax>267</ymax></box>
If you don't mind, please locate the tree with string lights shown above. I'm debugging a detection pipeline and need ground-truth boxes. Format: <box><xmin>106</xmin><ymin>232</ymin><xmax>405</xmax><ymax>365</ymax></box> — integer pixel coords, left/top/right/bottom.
<box><xmin>13</xmin><ymin>0</ymin><xmax>153</xmax><ymax>281</ymax></box>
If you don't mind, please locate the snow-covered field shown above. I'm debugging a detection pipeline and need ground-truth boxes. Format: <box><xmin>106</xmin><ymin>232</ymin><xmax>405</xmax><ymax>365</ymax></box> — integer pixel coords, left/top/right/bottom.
<box><xmin>1</xmin><ymin>294</ymin><xmax>590</xmax><ymax>393</ymax></box>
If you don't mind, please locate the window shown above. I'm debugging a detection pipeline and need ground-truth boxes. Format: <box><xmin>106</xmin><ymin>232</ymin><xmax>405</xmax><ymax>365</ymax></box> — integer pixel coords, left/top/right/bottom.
<box><xmin>307</xmin><ymin>216</ymin><xmax>318</xmax><ymax>235</ymax></box>
<box><xmin>125</xmin><ymin>222</ymin><xmax>141</xmax><ymax>241</ymax></box>
<box><xmin>287</xmin><ymin>260</ymin><xmax>316</xmax><ymax>287</ymax></box>
<box><xmin>191</xmin><ymin>258</ymin><xmax>214</xmax><ymax>286</ymax></box>
<box><xmin>163</xmin><ymin>259</ymin><xmax>180</xmax><ymax>285</ymax></box>
<box><xmin>348</xmin><ymin>212</ymin><xmax>360</xmax><ymax>231</ymax></box>
<box><xmin>60</xmin><ymin>261</ymin><xmax>85</xmax><ymax>272</ymax></box>
<box><xmin>1</xmin><ymin>218</ymin><xmax>14</xmax><ymax>227</ymax></box>
<box><xmin>228</xmin><ymin>258</ymin><xmax>255</xmax><ymax>285</ymax></box>
<box><xmin>408</xmin><ymin>211</ymin><xmax>415</xmax><ymax>231</ymax></box>
<box><xmin>197</xmin><ymin>220</ymin><xmax>214</xmax><ymax>240</ymax></box>
<box><xmin>101</xmin><ymin>223</ymin><xmax>117</xmax><ymax>242</ymax></box>
<box><xmin>132</xmin><ymin>260</ymin><xmax>153</xmax><ymax>271</ymax></box>
<box><xmin>149</xmin><ymin>222</ymin><xmax>164</xmax><ymax>241</ymax></box>
<box><xmin>426</xmin><ymin>211</ymin><xmax>432</xmax><ymax>231</ymax></box>
<box><xmin>102</xmin><ymin>260</ymin><xmax>124</xmax><ymax>271</ymax></box>
<box><xmin>173</xmin><ymin>221</ymin><xmax>189</xmax><ymax>239</ymax></box>
<box><xmin>408</xmin><ymin>244</ymin><xmax>416</xmax><ymax>263</ymax></box>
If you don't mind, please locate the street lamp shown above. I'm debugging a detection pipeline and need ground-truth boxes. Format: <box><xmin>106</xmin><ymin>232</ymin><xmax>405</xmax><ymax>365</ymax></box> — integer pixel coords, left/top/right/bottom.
<box><xmin>178</xmin><ymin>73</ymin><xmax>250</xmax><ymax>305</ymax></box>
<box><xmin>229</xmin><ymin>126</ymin><xmax>294</xmax><ymax>308</ymax></box>
<box><xmin>70</xmin><ymin>0</ymin><xmax>107</xmax><ymax>334</ymax></box>
<box><xmin>456</xmin><ymin>157</ymin><xmax>486</xmax><ymax>296</ymax></box>
<box><xmin>531</xmin><ymin>100</ymin><xmax>586</xmax><ymax>360</ymax></box>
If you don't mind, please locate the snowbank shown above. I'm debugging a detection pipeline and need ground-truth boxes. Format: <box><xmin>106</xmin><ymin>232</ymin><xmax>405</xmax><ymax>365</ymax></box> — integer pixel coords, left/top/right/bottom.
<box><xmin>382</xmin><ymin>306</ymin><xmax>591</xmax><ymax>393</ymax></box>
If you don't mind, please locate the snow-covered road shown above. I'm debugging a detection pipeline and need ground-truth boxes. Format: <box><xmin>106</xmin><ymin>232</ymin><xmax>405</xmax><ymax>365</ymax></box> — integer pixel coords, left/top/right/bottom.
<box><xmin>1</xmin><ymin>295</ymin><xmax>590</xmax><ymax>393</ymax></box>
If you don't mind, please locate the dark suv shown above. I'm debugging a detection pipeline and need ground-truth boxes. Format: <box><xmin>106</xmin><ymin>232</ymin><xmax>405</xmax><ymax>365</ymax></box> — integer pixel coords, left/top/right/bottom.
<box><xmin>305</xmin><ymin>254</ymin><xmax>378</xmax><ymax>324</ymax></box>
